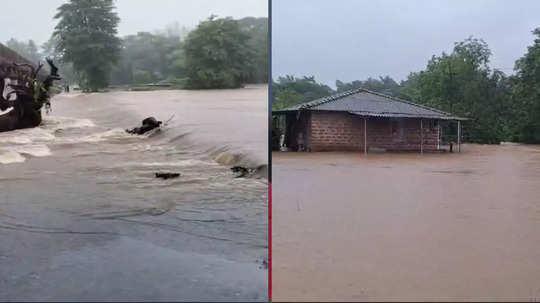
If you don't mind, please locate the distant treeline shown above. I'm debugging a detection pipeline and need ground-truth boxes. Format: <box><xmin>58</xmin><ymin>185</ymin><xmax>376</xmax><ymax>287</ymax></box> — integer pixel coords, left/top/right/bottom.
<box><xmin>5</xmin><ymin>0</ymin><xmax>267</xmax><ymax>91</ymax></box>
<box><xmin>110</xmin><ymin>16</ymin><xmax>268</xmax><ymax>88</ymax></box>
<box><xmin>273</xmin><ymin>34</ymin><xmax>540</xmax><ymax>144</ymax></box>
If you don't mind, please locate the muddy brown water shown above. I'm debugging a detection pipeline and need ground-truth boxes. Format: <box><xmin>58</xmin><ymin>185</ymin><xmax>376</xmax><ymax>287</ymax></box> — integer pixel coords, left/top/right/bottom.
<box><xmin>272</xmin><ymin>144</ymin><xmax>540</xmax><ymax>301</ymax></box>
<box><xmin>0</xmin><ymin>86</ymin><xmax>268</xmax><ymax>301</ymax></box>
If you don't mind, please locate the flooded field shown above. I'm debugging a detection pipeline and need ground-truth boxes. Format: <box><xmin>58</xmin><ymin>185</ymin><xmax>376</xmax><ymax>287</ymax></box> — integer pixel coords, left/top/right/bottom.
<box><xmin>0</xmin><ymin>86</ymin><xmax>268</xmax><ymax>301</ymax></box>
<box><xmin>272</xmin><ymin>144</ymin><xmax>540</xmax><ymax>301</ymax></box>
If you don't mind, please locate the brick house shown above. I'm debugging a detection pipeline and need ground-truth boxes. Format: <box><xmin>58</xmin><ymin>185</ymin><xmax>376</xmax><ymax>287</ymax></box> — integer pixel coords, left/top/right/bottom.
<box><xmin>272</xmin><ymin>89</ymin><xmax>466</xmax><ymax>153</ymax></box>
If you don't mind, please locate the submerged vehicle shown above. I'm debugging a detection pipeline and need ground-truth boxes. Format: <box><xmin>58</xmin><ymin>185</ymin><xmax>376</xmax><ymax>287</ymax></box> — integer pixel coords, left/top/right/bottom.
<box><xmin>0</xmin><ymin>47</ymin><xmax>61</xmax><ymax>133</ymax></box>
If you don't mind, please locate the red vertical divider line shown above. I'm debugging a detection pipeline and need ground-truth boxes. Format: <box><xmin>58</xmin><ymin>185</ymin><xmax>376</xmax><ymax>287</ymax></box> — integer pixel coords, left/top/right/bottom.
<box><xmin>268</xmin><ymin>0</ymin><xmax>272</xmax><ymax>300</ymax></box>
<box><xmin>268</xmin><ymin>181</ymin><xmax>272</xmax><ymax>301</ymax></box>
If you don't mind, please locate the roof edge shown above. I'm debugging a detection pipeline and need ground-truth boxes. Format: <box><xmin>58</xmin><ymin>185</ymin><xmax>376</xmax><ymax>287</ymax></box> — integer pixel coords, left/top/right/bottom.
<box><xmin>297</xmin><ymin>88</ymin><xmax>364</xmax><ymax>110</ymax></box>
<box><xmin>358</xmin><ymin>89</ymin><xmax>459</xmax><ymax>117</ymax></box>
<box><xmin>348</xmin><ymin>111</ymin><xmax>468</xmax><ymax>120</ymax></box>
<box><xmin>278</xmin><ymin>87</ymin><xmax>467</xmax><ymax>120</ymax></box>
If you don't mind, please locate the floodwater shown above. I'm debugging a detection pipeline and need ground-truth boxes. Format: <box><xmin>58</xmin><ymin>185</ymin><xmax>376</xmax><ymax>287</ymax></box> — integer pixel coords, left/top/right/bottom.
<box><xmin>272</xmin><ymin>144</ymin><xmax>540</xmax><ymax>301</ymax></box>
<box><xmin>0</xmin><ymin>85</ymin><xmax>268</xmax><ymax>301</ymax></box>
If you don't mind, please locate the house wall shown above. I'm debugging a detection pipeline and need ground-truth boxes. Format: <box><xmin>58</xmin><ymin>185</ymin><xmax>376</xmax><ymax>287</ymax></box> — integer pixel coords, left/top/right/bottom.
<box><xmin>308</xmin><ymin>111</ymin><xmax>439</xmax><ymax>152</ymax></box>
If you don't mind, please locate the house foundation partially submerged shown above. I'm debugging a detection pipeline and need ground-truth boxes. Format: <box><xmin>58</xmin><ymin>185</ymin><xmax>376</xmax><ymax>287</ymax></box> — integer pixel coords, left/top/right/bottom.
<box><xmin>273</xmin><ymin>89</ymin><xmax>467</xmax><ymax>153</ymax></box>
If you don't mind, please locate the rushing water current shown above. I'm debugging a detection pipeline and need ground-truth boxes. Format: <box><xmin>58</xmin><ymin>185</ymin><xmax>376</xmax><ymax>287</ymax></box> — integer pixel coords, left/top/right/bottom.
<box><xmin>0</xmin><ymin>86</ymin><xmax>268</xmax><ymax>301</ymax></box>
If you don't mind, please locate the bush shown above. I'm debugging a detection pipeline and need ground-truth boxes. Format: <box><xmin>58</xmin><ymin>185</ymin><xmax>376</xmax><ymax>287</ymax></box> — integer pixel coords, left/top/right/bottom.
<box><xmin>133</xmin><ymin>70</ymin><xmax>152</xmax><ymax>84</ymax></box>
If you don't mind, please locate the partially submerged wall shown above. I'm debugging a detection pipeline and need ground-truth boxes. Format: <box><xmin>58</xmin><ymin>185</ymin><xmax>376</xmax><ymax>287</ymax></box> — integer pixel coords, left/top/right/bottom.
<box><xmin>310</xmin><ymin>111</ymin><xmax>364</xmax><ymax>151</ymax></box>
<box><xmin>308</xmin><ymin>111</ymin><xmax>439</xmax><ymax>152</ymax></box>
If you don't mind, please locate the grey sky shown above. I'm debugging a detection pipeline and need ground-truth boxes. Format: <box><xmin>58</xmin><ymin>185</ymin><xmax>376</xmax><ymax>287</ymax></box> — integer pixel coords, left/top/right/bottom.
<box><xmin>1</xmin><ymin>0</ymin><xmax>267</xmax><ymax>45</ymax></box>
<box><xmin>272</xmin><ymin>0</ymin><xmax>540</xmax><ymax>86</ymax></box>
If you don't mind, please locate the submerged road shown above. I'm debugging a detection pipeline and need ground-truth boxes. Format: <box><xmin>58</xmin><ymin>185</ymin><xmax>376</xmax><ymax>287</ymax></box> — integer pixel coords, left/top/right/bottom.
<box><xmin>0</xmin><ymin>87</ymin><xmax>268</xmax><ymax>301</ymax></box>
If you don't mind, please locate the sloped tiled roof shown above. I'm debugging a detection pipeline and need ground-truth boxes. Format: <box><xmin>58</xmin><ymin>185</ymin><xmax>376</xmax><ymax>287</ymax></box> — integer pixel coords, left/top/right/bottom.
<box><xmin>274</xmin><ymin>88</ymin><xmax>467</xmax><ymax>120</ymax></box>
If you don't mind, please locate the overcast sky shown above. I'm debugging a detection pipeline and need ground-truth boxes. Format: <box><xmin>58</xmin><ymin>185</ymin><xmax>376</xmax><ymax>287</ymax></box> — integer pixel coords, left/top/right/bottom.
<box><xmin>0</xmin><ymin>0</ymin><xmax>267</xmax><ymax>45</ymax></box>
<box><xmin>272</xmin><ymin>0</ymin><xmax>540</xmax><ymax>86</ymax></box>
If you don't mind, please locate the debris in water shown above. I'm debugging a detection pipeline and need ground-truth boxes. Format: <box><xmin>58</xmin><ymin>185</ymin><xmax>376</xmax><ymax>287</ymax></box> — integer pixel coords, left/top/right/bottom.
<box><xmin>257</xmin><ymin>258</ymin><xmax>268</xmax><ymax>270</ymax></box>
<box><xmin>230</xmin><ymin>165</ymin><xmax>268</xmax><ymax>179</ymax></box>
<box><xmin>126</xmin><ymin>117</ymin><xmax>162</xmax><ymax>135</ymax></box>
<box><xmin>231</xmin><ymin>166</ymin><xmax>249</xmax><ymax>178</ymax></box>
<box><xmin>155</xmin><ymin>172</ymin><xmax>180</xmax><ymax>179</ymax></box>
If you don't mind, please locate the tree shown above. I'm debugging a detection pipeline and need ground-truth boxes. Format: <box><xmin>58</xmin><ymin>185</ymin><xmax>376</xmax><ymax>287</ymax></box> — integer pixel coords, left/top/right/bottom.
<box><xmin>271</xmin><ymin>75</ymin><xmax>334</xmax><ymax>110</ymax></box>
<box><xmin>336</xmin><ymin>76</ymin><xmax>401</xmax><ymax>96</ymax></box>
<box><xmin>53</xmin><ymin>0</ymin><xmax>121</xmax><ymax>91</ymax></box>
<box><xmin>109</xmin><ymin>32</ymin><xmax>182</xmax><ymax>85</ymax></box>
<box><xmin>153</xmin><ymin>22</ymin><xmax>191</xmax><ymax>40</ymax></box>
<box><xmin>5</xmin><ymin>38</ymin><xmax>42</xmax><ymax>63</ymax></box>
<box><xmin>510</xmin><ymin>28</ymin><xmax>540</xmax><ymax>143</ymax></box>
<box><xmin>41</xmin><ymin>35</ymin><xmax>75</xmax><ymax>85</ymax></box>
<box><xmin>238</xmin><ymin>17</ymin><xmax>268</xmax><ymax>83</ymax></box>
<box><xmin>183</xmin><ymin>15</ymin><xmax>253</xmax><ymax>89</ymax></box>
<box><xmin>273</xmin><ymin>89</ymin><xmax>304</xmax><ymax>110</ymax></box>
<box><xmin>399</xmin><ymin>37</ymin><xmax>513</xmax><ymax>143</ymax></box>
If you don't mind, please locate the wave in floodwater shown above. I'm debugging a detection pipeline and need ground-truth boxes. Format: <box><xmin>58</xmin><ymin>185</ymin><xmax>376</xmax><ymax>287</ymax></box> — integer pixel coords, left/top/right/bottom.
<box><xmin>0</xmin><ymin>110</ymin><xmax>267</xmax><ymax>241</ymax></box>
<box><xmin>0</xmin><ymin>89</ymin><xmax>268</xmax><ymax>226</ymax></box>
<box><xmin>0</xmin><ymin>116</ymin><xmax>95</xmax><ymax>164</ymax></box>
<box><xmin>0</xmin><ymin>114</ymin><xmax>266</xmax><ymax>179</ymax></box>
<box><xmin>0</xmin><ymin>90</ymin><xmax>268</xmax><ymax>300</ymax></box>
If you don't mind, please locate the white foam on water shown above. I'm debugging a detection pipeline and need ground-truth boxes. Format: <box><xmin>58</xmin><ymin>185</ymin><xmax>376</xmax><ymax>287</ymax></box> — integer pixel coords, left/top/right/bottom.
<box><xmin>0</xmin><ymin>127</ymin><xmax>56</xmax><ymax>144</ymax></box>
<box><xmin>0</xmin><ymin>116</ymin><xmax>95</xmax><ymax>145</ymax></box>
<box><xmin>42</xmin><ymin>116</ymin><xmax>95</xmax><ymax>130</ymax></box>
<box><xmin>60</xmin><ymin>128</ymin><xmax>135</xmax><ymax>144</ymax></box>
<box><xmin>0</xmin><ymin>116</ymin><xmax>96</xmax><ymax>165</ymax></box>
<box><xmin>0</xmin><ymin>151</ymin><xmax>26</xmax><ymax>164</ymax></box>
<box><xmin>214</xmin><ymin>151</ymin><xmax>240</xmax><ymax>166</ymax></box>
<box><xmin>124</xmin><ymin>159</ymin><xmax>216</xmax><ymax>168</ymax></box>
<box><xmin>141</xmin><ymin>159</ymin><xmax>216</xmax><ymax>167</ymax></box>
<box><xmin>12</xmin><ymin>144</ymin><xmax>52</xmax><ymax>157</ymax></box>
<box><xmin>0</xmin><ymin>144</ymin><xmax>52</xmax><ymax>165</ymax></box>
<box><xmin>60</xmin><ymin>124</ymin><xmax>164</xmax><ymax>144</ymax></box>
<box><xmin>128</xmin><ymin>144</ymin><xmax>177</xmax><ymax>152</ymax></box>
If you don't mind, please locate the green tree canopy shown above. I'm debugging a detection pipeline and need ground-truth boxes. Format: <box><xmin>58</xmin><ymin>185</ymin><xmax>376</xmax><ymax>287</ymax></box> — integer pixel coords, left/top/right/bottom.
<box><xmin>510</xmin><ymin>28</ymin><xmax>540</xmax><ymax>143</ymax></box>
<box><xmin>238</xmin><ymin>17</ymin><xmax>268</xmax><ymax>84</ymax></box>
<box><xmin>110</xmin><ymin>32</ymin><xmax>182</xmax><ymax>85</ymax></box>
<box><xmin>399</xmin><ymin>37</ymin><xmax>513</xmax><ymax>143</ymax></box>
<box><xmin>41</xmin><ymin>35</ymin><xmax>75</xmax><ymax>85</ymax></box>
<box><xmin>271</xmin><ymin>75</ymin><xmax>334</xmax><ymax>110</ymax></box>
<box><xmin>5</xmin><ymin>38</ymin><xmax>41</xmax><ymax>63</ymax></box>
<box><xmin>183</xmin><ymin>16</ymin><xmax>254</xmax><ymax>89</ymax></box>
<box><xmin>336</xmin><ymin>76</ymin><xmax>401</xmax><ymax>96</ymax></box>
<box><xmin>53</xmin><ymin>0</ymin><xmax>121</xmax><ymax>91</ymax></box>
